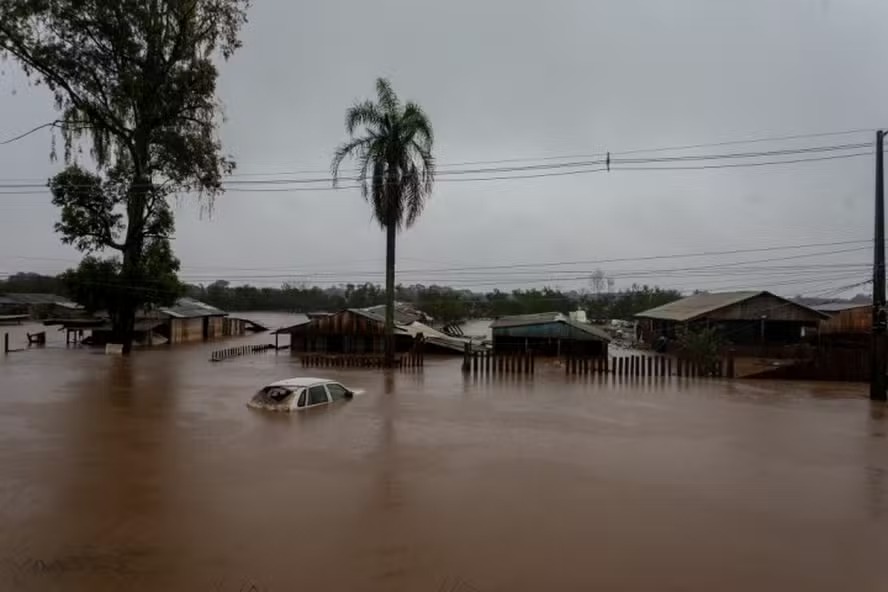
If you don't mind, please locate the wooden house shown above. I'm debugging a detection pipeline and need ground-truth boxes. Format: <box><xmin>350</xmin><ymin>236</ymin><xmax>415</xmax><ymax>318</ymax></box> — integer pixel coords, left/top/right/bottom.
<box><xmin>636</xmin><ymin>291</ymin><xmax>826</xmax><ymax>349</ymax></box>
<box><xmin>277</xmin><ymin>307</ymin><xmax>471</xmax><ymax>355</ymax></box>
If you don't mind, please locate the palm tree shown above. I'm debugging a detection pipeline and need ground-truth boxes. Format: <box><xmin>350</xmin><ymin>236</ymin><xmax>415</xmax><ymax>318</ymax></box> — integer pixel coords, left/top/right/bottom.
<box><xmin>331</xmin><ymin>78</ymin><xmax>435</xmax><ymax>368</ymax></box>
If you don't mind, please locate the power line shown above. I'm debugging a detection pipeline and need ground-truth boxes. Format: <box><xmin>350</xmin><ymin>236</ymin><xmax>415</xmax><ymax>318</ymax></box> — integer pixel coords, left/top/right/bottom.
<box><xmin>617</xmin><ymin>152</ymin><xmax>872</xmax><ymax>172</ymax></box>
<box><xmin>171</xmin><ymin>247</ymin><xmax>868</xmax><ymax>283</ymax></box>
<box><xmin>224</xmin><ymin>127</ymin><xmax>880</xmax><ymax>176</ymax></box>
<box><xmin>0</xmin><ymin>140</ymin><xmax>876</xmax><ymax>192</ymax></box>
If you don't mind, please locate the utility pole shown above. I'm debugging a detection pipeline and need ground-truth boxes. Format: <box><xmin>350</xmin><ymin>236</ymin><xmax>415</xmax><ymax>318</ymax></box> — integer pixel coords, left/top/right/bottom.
<box><xmin>871</xmin><ymin>130</ymin><xmax>887</xmax><ymax>402</ymax></box>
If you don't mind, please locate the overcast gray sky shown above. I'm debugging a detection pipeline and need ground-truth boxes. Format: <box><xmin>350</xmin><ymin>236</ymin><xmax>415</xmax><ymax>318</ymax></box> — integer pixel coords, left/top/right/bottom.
<box><xmin>2</xmin><ymin>0</ymin><xmax>888</xmax><ymax>296</ymax></box>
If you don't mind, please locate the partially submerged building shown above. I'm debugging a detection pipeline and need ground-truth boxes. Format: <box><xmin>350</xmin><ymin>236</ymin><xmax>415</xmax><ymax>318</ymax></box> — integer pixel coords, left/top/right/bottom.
<box><xmin>635</xmin><ymin>291</ymin><xmax>826</xmax><ymax>347</ymax></box>
<box><xmin>490</xmin><ymin>312</ymin><xmax>611</xmax><ymax>356</ymax></box>
<box><xmin>48</xmin><ymin>297</ymin><xmax>263</xmax><ymax>347</ymax></box>
<box><xmin>0</xmin><ymin>293</ymin><xmax>83</xmax><ymax>320</ymax></box>
<box><xmin>276</xmin><ymin>307</ymin><xmax>473</xmax><ymax>355</ymax></box>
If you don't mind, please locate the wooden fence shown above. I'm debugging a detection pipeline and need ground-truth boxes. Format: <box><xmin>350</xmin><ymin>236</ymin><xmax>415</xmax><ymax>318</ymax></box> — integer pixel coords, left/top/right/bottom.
<box><xmin>210</xmin><ymin>343</ymin><xmax>277</xmax><ymax>362</ymax></box>
<box><xmin>565</xmin><ymin>354</ymin><xmax>735</xmax><ymax>378</ymax></box>
<box><xmin>462</xmin><ymin>348</ymin><xmax>535</xmax><ymax>376</ymax></box>
<box><xmin>299</xmin><ymin>350</ymin><xmax>424</xmax><ymax>369</ymax></box>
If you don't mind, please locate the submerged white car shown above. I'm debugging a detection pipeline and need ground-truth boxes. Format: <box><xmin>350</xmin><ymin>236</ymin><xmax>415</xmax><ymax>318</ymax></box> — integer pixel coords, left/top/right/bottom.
<box><xmin>248</xmin><ymin>377</ymin><xmax>361</xmax><ymax>412</ymax></box>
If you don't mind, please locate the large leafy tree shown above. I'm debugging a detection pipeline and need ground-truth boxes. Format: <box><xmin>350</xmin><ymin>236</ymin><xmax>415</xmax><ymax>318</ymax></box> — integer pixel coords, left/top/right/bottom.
<box><xmin>0</xmin><ymin>0</ymin><xmax>249</xmax><ymax>352</ymax></box>
<box><xmin>50</xmin><ymin>166</ymin><xmax>182</xmax><ymax>326</ymax></box>
<box><xmin>331</xmin><ymin>78</ymin><xmax>436</xmax><ymax>367</ymax></box>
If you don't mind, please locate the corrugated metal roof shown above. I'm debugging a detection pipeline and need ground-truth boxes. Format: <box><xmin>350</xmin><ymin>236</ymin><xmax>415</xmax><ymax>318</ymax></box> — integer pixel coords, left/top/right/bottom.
<box><xmin>813</xmin><ymin>302</ymin><xmax>871</xmax><ymax>313</ymax></box>
<box><xmin>490</xmin><ymin>312</ymin><xmax>564</xmax><ymax>329</ymax></box>
<box><xmin>635</xmin><ymin>291</ymin><xmax>765</xmax><ymax>322</ymax></box>
<box><xmin>159</xmin><ymin>297</ymin><xmax>226</xmax><ymax>319</ymax></box>
<box><xmin>359</xmin><ymin>303</ymin><xmax>428</xmax><ymax>325</ymax></box>
<box><xmin>490</xmin><ymin>312</ymin><xmax>611</xmax><ymax>342</ymax></box>
<box><xmin>564</xmin><ymin>318</ymin><xmax>612</xmax><ymax>341</ymax></box>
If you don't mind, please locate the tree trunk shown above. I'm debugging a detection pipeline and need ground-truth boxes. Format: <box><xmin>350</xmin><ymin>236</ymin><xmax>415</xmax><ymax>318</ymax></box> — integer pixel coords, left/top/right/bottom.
<box><xmin>116</xmin><ymin>167</ymin><xmax>149</xmax><ymax>355</ymax></box>
<box><xmin>116</xmin><ymin>241</ymin><xmax>142</xmax><ymax>355</ymax></box>
<box><xmin>384</xmin><ymin>221</ymin><xmax>396</xmax><ymax>368</ymax></box>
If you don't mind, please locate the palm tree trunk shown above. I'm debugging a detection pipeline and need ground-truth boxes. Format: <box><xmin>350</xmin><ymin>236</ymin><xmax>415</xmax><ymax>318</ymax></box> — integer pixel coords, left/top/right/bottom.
<box><xmin>384</xmin><ymin>221</ymin><xmax>396</xmax><ymax>367</ymax></box>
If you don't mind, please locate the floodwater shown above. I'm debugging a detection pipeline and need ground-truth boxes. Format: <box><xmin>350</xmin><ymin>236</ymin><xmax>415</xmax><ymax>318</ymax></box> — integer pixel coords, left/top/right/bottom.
<box><xmin>1</xmin><ymin>313</ymin><xmax>887</xmax><ymax>591</ymax></box>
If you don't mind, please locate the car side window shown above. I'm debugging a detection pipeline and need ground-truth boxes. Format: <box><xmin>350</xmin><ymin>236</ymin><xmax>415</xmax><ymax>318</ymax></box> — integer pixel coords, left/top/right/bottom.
<box><xmin>326</xmin><ymin>383</ymin><xmax>349</xmax><ymax>401</ymax></box>
<box><xmin>308</xmin><ymin>385</ymin><xmax>329</xmax><ymax>406</ymax></box>
<box><xmin>297</xmin><ymin>390</ymin><xmax>307</xmax><ymax>408</ymax></box>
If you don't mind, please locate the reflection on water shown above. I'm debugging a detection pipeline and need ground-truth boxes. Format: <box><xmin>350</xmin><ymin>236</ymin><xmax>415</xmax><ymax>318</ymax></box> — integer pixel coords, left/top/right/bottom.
<box><xmin>0</xmin><ymin>317</ymin><xmax>886</xmax><ymax>591</ymax></box>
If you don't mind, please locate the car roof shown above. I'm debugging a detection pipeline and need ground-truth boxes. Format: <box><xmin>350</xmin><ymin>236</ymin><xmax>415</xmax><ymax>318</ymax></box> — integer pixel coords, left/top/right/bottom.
<box><xmin>266</xmin><ymin>377</ymin><xmax>337</xmax><ymax>389</ymax></box>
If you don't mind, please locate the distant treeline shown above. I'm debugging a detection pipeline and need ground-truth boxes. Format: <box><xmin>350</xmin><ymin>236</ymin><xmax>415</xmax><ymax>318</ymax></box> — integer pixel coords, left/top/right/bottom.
<box><xmin>0</xmin><ymin>273</ymin><xmax>686</xmax><ymax>321</ymax></box>
<box><xmin>183</xmin><ymin>280</ymin><xmax>683</xmax><ymax>322</ymax></box>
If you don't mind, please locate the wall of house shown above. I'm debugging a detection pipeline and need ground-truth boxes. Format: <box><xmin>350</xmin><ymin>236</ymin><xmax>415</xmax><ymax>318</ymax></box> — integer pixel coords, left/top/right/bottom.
<box><xmin>493</xmin><ymin>334</ymin><xmax>607</xmax><ymax>356</ymax></box>
<box><xmin>170</xmin><ymin>318</ymin><xmax>205</xmax><ymax>344</ymax></box>
<box><xmin>289</xmin><ymin>333</ymin><xmax>415</xmax><ymax>354</ymax></box>
<box><xmin>223</xmin><ymin>318</ymin><xmax>245</xmax><ymax>337</ymax></box>
<box><xmin>820</xmin><ymin>306</ymin><xmax>871</xmax><ymax>335</ymax></box>
<box><xmin>206</xmin><ymin>316</ymin><xmax>224</xmax><ymax>339</ymax></box>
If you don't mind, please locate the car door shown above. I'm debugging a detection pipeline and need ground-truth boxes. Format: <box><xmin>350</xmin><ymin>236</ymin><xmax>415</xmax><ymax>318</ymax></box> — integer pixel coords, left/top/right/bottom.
<box><xmin>325</xmin><ymin>382</ymin><xmax>351</xmax><ymax>402</ymax></box>
<box><xmin>306</xmin><ymin>384</ymin><xmax>331</xmax><ymax>407</ymax></box>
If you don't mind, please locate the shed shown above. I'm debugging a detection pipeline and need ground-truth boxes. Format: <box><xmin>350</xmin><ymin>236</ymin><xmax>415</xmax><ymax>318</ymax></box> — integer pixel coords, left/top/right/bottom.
<box><xmin>491</xmin><ymin>312</ymin><xmax>611</xmax><ymax>357</ymax></box>
<box><xmin>635</xmin><ymin>290</ymin><xmax>827</xmax><ymax>346</ymax></box>
<box><xmin>156</xmin><ymin>297</ymin><xmax>229</xmax><ymax>343</ymax></box>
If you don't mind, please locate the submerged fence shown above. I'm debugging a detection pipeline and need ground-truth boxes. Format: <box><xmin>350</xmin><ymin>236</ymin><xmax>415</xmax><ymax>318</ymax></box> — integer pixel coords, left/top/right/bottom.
<box><xmin>299</xmin><ymin>350</ymin><xmax>424</xmax><ymax>369</ymax></box>
<box><xmin>461</xmin><ymin>346</ymin><xmax>736</xmax><ymax>379</ymax></box>
<box><xmin>462</xmin><ymin>348</ymin><xmax>536</xmax><ymax>376</ymax></box>
<box><xmin>564</xmin><ymin>354</ymin><xmax>735</xmax><ymax>379</ymax></box>
<box><xmin>210</xmin><ymin>343</ymin><xmax>277</xmax><ymax>362</ymax></box>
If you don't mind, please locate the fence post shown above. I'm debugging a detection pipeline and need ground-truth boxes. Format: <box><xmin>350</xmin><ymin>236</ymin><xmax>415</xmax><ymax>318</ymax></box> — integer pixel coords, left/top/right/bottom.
<box><xmin>462</xmin><ymin>343</ymin><xmax>471</xmax><ymax>374</ymax></box>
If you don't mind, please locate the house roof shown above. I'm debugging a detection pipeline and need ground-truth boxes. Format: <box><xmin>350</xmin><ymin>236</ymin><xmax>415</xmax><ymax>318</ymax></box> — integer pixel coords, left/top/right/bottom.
<box><xmin>813</xmin><ymin>302</ymin><xmax>871</xmax><ymax>313</ymax></box>
<box><xmin>158</xmin><ymin>297</ymin><xmax>226</xmax><ymax>319</ymax></box>
<box><xmin>635</xmin><ymin>290</ymin><xmax>826</xmax><ymax>322</ymax></box>
<box><xmin>490</xmin><ymin>312</ymin><xmax>564</xmax><ymax>329</ymax></box>
<box><xmin>359</xmin><ymin>303</ymin><xmax>429</xmax><ymax>325</ymax></box>
<box><xmin>490</xmin><ymin>312</ymin><xmax>611</xmax><ymax>342</ymax></box>
<box><xmin>0</xmin><ymin>293</ymin><xmax>76</xmax><ymax>306</ymax></box>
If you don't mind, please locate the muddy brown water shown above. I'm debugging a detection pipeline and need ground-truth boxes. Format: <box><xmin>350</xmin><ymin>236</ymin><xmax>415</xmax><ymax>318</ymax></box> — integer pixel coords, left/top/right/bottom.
<box><xmin>1</xmin><ymin>314</ymin><xmax>887</xmax><ymax>591</ymax></box>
